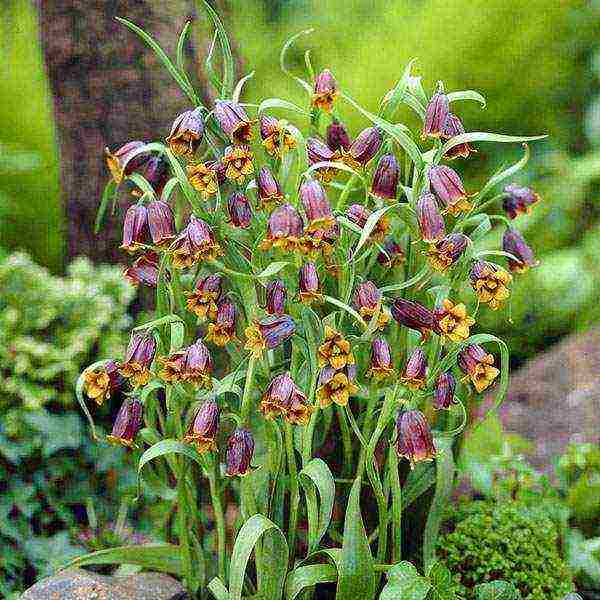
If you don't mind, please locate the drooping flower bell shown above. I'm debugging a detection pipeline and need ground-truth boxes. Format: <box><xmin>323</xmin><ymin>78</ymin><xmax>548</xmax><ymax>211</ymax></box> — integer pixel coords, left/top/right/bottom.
<box><xmin>160</xmin><ymin>339</ymin><xmax>213</xmax><ymax>388</ymax></box>
<box><xmin>259</xmin><ymin>203</ymin><xmax>304</xmax><ymax>252</ymax></box>
<box><xmin>244</xmin><ymin>314</ymin><xmax>296</xmax><ymax>357</ymax></box>
<box><xmin>147</xmin><ymin>200</ymin><xmax>175</xmax><ymax>247</ymax></box>
<box><xmin>187</xmin><ymin>162</ymin><xmax>220</xmax><ymax>199</ymax></box>
<box><xmin>170</xmin><ymin>216</ymin><xmax>222</xmax><ymax>268</ymax></box>
<box><xmin>83</xmin><ymin>360</ymin><xmax>124</xmax><ymax>405</ymax></box>
<box><xmin>422</xmin><ymin>86</ymin><xmax>449</xmax><ymax>139</ymax></box>
<box><xmin>326</xmin><ymin>119</ymin><xmax>351</xmax><ymax>151</ymax></box>
<box><xmin>346</xmin><ymin>203</ymin><xmax>390</xmax><ymax>242</ymax></box>
<box><xmin>342</xmin><ymin>127</ymin><xmax>382</xmax><ymax>169</ymax></box>
<box><xmin>260</xmin><ymin>114</ymin><xmax>296</xmax><ymax>157</ymax></box>
<box><xmin>120</xmin><ymin>204</ymin><xmax>149</xmax><ymax>253</ymax></box>
<box><xmin>256</xmin><ymin>167</ymin><xmax>285</xmax><ymax>210</ymax></box>
<box><xmin>312</xmin><ymin>69</ymin><xmax>338</xmax><ymax>113</ymax></box>
<box><xmin>391</xmin><ymin>298</ymin><xmax>438</xmax><ymax>341</ymax></box>
<box><xmin>353</xmin><ymin>281</ymin><xmax>390</xmax><ymax>331</ymax></box>
<box><xmin>105</xmin><ymin>140</ymin><xmax>149</xmax><ymax>184</ymax></box>
<box><xmin>377</xmin><ymin>237</ymin><xmax>405</xmax><ymax>268</ymax></box>
<box><xmin>133</xmin><ymin>155</ymin><xmax>170</xmax><ymax>197</ymax></box>
<box><xmin>166</xmin><ymin>107</ymin><xmax>204</xmax><ymax>156</ymax></box>
<box><xmin>214</xmin><ymin>100</ymin><xmax>255</xmax><ymax>144</ymax></box>
<box><xmin>206</xmin><ymin>297</ymin><xmax>237</xmax><ymax>346</ymax></box>
<box><xmin>435</xmin><ymin>299</ymin><xmax>475</xmax><ymax>343</ymax></box>
<box><xmin>428</xmin><ymin>165</ymin><xmax>472</xmax><ymax>215</ymax></box>
<box><xmin>416</xmin><ymin>192</ymin><xmax>445</xmax><ymax>243</ymax></box>
<box><xmin>427</xmin><ymin>233</ymin><xmax>469</xmax><ymax>272</ymax></box>
<box><xmin>400</xmin><ymin>347</ymin><xmax>427</xmax><ymax>390</ymax></box>
<box><xmin>298</xmin><ymin>262</ymin><xmax>322</xmax><ymax>304</ymax></box>
<box><xmin>316</xmin><ymin>364</ymin><xmax>358</xmax><ymax>408</ymax></box>
<box><xmin>441</xmin><ymin>113</ymin><xmax>474</xmax><ymax>159</ymax></box>
<box><xmin>183</xmin><ymin>400</ymin><xmax>219</xmax><ymax>453</ymax></box>
<box><xmin>502</xmin><ymin>227</ymin><xmax>537</xmax><ymax>272</ymax></box>
<box><xmin>433</xmin><ymin>371</ymin><xmax>457</xmax><ymax>410</ymax></box>
<box><xmin>107</xmin><ymin>397</ymin><xmax>143</xmax><ymax>447</ymax></box>
<box><xmin>300</xmin><ymin>179</ymin><xmax>335</xmax><ymax>232</ymax></box>
<box><xmin>265</xmin><ymin>279</ymin><xmax>287</xmax><ymax>315</ymax></box>
<box><xmin>503</xmin><ymin>184</ymin><xmax>540</xmax><ymax>219</ymax></box>
<box><xmin>124</xmin><ymin>252</ymin><xmax>161</xmax><ymax>288</ymax></box>
<box><xmin>396</xmin><ymin>410</ymin><xmax>436</xmax><ymax>468</ymax></box>
<box><xmin>260</xmin><ymin>371</ymin><xmax>296</xmax><ymax>419</ymax></box>
<box><xmin>371</xmin><ymin>154</ymin><xmax>400</xmax><ymax>201</ymax></box>
<box><xmin>119</xmin><ymin>330</ymin><xmax>156</xmax><ymax>387</ymax></box>
<box><xmin>222</xmin><ymin>145</ymin><xmax>254</xmax><ymax>184</ymax></box>
<box><xmin>284</xmin><ymin>386</ymin><xmax>313</xmax><ymax>426</ymax></box>
<box><xmin>227</xmin><ymin>192</ymin><xmax>253</xmax><ymax>229</ymax></box>
<box><xmin>307</xmin><ymin>137</ymin><xmax>338</xmax><ymax>182</ymax></box>
<box><xmin>318</xmin><ymin>326</ymin><xmax>355</xmax><ymax>370</ymax></box>
<box><xmin>470</xmin><ymin>260</ymin><xmax>512</xmax><ymax>310</ymax></box>
<box><xmin>458</xmin><ymin>344</ymin><xmax>499</xmax><ymax>392</ymax></box>
<box><xmin>226</xmin><ymin>428</ymin><xmax>255</xmax><ymax>476</ymax></box>
<box><xmin>366</xmin><ymin>338</ymin><xmax>394</xmax><ymax>380</ymax></box>
<box><xmin>185</xmin><ymin>274</ymin><xmax>223</xmax><ymax>320</ymax></box>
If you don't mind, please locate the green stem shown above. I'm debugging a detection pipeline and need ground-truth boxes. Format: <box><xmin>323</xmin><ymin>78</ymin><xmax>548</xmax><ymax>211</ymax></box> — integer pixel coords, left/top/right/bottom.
<box><xmin>388</xmin><ymin>444</ymin><xmax>402</xmax><ymax>563</ymax></box>
<box><xmin>207</xmin><ymin>456</ymin><xmax>227</xmax><ymax>582</ymax></box>
<box><xmin>177</xmin><ymin>461</ymin><xmax>193</xmax><ymax>592</ymax></box>
<box><xmin>284</xmin><ymin>422</ymin><xmax>300</xmax><ymax>563</ymax></box>
<box><xmin>336</xmin><ymin>405</ymin><xmax>353</xmax><ymax>478</ymax></box>
<box><xmin>240</xmin><ymin>356</ymin><xmax>257</xmax><ymax>426</ymax></box>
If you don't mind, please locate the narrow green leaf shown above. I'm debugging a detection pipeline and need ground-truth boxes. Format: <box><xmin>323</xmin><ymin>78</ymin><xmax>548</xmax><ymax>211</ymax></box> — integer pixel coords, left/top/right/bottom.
<box><xmin>127</xmin><ymin>173</ymin><xmax>156</xmax><ymax>199</ymax></box>
<box><xmin>161</xmin><ymin>177</ymin><xmax>181</xmax><ymax>203</ymax></box>
<box><xmin>475</xmin><ymin>580</ymin><xmax>522</xmax><ymax>600</ymax></box>
<box><xmin>208</xmin><ymin>577</ymin><xmax>230</xmax><ymax>600</ymax></box>
<box><xmin>285</xmin><ymin>564</ymin><xmax>338</xmax><ymax>600</ymax></box>
<box><xmin>62</xmin><ymin>544</ymin><xmax>182</xmax><ymax>575</ymax></box>
<box><xmin>380</xmin><ymin>266</ymin><xmax>430</xmax><ymax>294</ymax></box>
<box><xmin>438</xmin><ymin>132</ymin><xmax>546</xmax><ymax>162</ymax></box>
<box><xmin>401</xmin><ymin>461</ymin><xmax>435</xmax><ymax>509</ymax></box>
<box><xmin>351</xmin><ymin>203</ymin><xmax>400</xmax><ymax>259</ymax></box>
<box><xmin>337</xmin><ymin>478</ymin><xmax>377</xmax><ymax>600</ymax></box>
<box><xmin>259</xmin><ymin>98</ymin><xmax>310</xmax><ymax>116</ymax></box>
<box><xmin>280</xmin><ymin>29</ymin><xmax>315</xmax><ymax>94</ymax></box>
<box><xmin>134</xmin><ymin>313</ymin><xmax>183</xmax><ymax>331</ymax></box>
<box><xmin>254</xmin><ymin>261</ymin><xmax>290</xmax><ymax>279</ymax></box>
<box><xmin>446</xmin><ymin>90</ymin><xmax>487</xmax><ymax>108</ymax></box>
<box><xmin>322</xmin><ymin>295</ymin><xmax>366</xmax><ymax>328</ymax></box>
<box><xmin>95</xmin><ymin>180</ymin><xmax>117</xmax><ymax>234</ymax></box>
<box><xmin>299</xmin><ymin>459</ymin><xmax>335</xmax><ymax>553</ymax></box>
<box><xmin>232</xmin><ymin>71</ymin><xmax>255</xmax><ymax>104</ymax></box>
<box><xmin>170</xmin><ymin>321</ymin><xmax>185</xmax><ymax>352</ymax></box>
<box><xmin>176</xmin><ymin>21</ymin><xmax>192</xmax><ymax>74</ymax></box>
<box><xmin>380</xmin><ymin>562</ymin><xmax>431</xmax><ymax>600</ymax></box>
<box><xmin>477</xmin><ymin>143</ymin><xmax>530</xmax><ymax>203</ymax></box>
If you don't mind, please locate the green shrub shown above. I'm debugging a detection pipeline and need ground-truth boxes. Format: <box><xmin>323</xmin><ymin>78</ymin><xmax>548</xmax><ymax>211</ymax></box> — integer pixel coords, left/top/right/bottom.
<box><xmin>438</xmin><ymin>500</ymin><xmax>575</xmax><ymax>599</ymax></box>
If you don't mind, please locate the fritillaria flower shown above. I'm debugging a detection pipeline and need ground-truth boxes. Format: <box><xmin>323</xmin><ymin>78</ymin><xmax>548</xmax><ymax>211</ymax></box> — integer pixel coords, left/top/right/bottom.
<box><xmin>427</xmin><ymin>233</ymin><xmax>469</xmax><ymax>272</ymax></box>
<box><xmin>160</xmin><ymin>339</ymin><xmax>213</xmax><ymax>389</ymax></box>
<box><xmin>244</xmin><ymin>314</ymin><xmax>296</xmax><ymax>358</ymax></box>
<box><xmin>428</xmin><ymin>165</ymin><xmax>472</xmax><ymax>215</ymax></box>
<box><xmin>300</xmin><ymin>179</ymin><xmax>335</xmax><ymax>232</ymax></box>
<box><xmin>433</xmin><ymin>371</ymin><xmax>457</xmax><ymax>410</ymax></box>
<box><xmin>205</xmin><ymin>297</ymin><xmax>237</xmax><ymax>346</ymax></box>
<box><xmin>260</xmin><ymin>114</ymin><xmax>296</xmax><ymax>157</ymax></box>
<box><xmin>256</xmin><ymin>167</ymin><xmax>284</xmax><ymax>210</ymax></box>
<box><xmin>441</xmin><ymin>113</ymin><xmax>474</xmax><ymax>159</ymax></box>
<box><xmin>326</xmin><ymin>120</ymin><xmax>351</xmax><ymax>151</ymax></box>
<box><xmin>214</xmin><ymin>100</ymin><xmax>255</xmax><ymax>144</ymax></box>
<box><xmin>107</xmin><ymin>397</ymin><xmax>143</xmax><ymax>447</ymax></box>
<box><xmin>317</xmin><ymin>326</ymin><xmax>355</xmax><ymax>370</ymax></box>
<box><xmin>119</xmin><ymin>331</ymin><xmax>156</xmax><ymax>387</ymax></box>
<box><xmin>265</xmin><ymin>279</ymin><xmax>287</xmax><ymax>315</ymax></box>
<box><xmin>391</xmin><ymin>298</ymin><xmax>438</xmax><ymax>341</ymax></box>
<box><xmin>259</xmin><ymin>203</ymin><xmax>304</xmax><ymax>252</ymax></box>
<box><xmin>260</xmin><ymin>371</ymin><xmax>296</xmax><ymax>419</ymax></box>
<box><xmin>377</xmin><ymin>238</ymin><xmax>405</xmax><ymax>267</ymax></box>
<box><xmin>133</xmin><ymin>155</ymin><xmax>169</xmax><ymax>197</ymax></box>
<box><xmin>502</xmin><ymin>228</ymin><xmax>538</xmax><ymax>272</ymax></box>
<box><xmin>187</xmin><ymin>162</ymin><xmax>220</xmax><ymax>199</ymax></box>
<box><xmin>470</xmin><ymin>260</ymin><xmax>512</xmax><ymax>310</ymax></box>
<box><xmin>185</xmin><ymin>274</ymin><xmax>223</xmax><ymax>320</ymax></box>
<box><xmin>341</xmin><ymin>127</ymin><xmax>382</xmax><ymax>169</ymax></box>
<box><xmin>227</xmin><ymin>192</ymin><xmax>253</xmax><ymax>229</ymax></box>
<box><xmin>416</xmin><ymin>192</ymin><xmax>445</xmax><ymax>243</ymax></box>
<box><xmin>147</xmin><ymin>200</ymin><xmax>175</xmax><ymax>247</ymax></box>
<box><xmin>316</xmin><ymin>365</ymin><xmax>358</xmax><ymax>408</ymax></box>
<box><xmin>400</xmin><ymin>347</ymin><xmax>427</xmax><ymax>390</ymax></box>
<box><xmin>226</xmin><ymin>428</ymin><xmax>255</xmax><ymax>476</ymax></box>
<box><xmin>166</xmin><ymin>107</ymin><xmax>204</xmax><ymax>156</ymax></box>
<box><xmin>120</xmin><ymin>204</ymin><xmax>148</xmax><ymax>253</ymax></box>
<box><xmin>366</xmin><ymin>338</ymin><xmax>394</xmax><ymax>380</ymax></box>
<box><xmin>396</xmin><ymin>410</ymin><xmax>436</xmax><ymax>468</ymax></box>
<box><xmin>307</xmin><ymin>137</ymin><xmax>338</xmax><ymax>182</ymax></box>
<box><xmin>503</xmin><ymin>184</ymin><xmax>540</xmax><ymax>219</ymax></box>
<box><xmin>124</xmin><ymin>252</ymin><xmax>161</xmax><ymax>287</ymax></box>
<box><xmin>346</xmin><ymin>204</ymin><xmax>390</xmax><ymax>242</ymax></box>
<box><xmin>298</xmin><ymin>262</ymin><xmax>322</xmax><ymax>304</ymax></box>
<box><xmin>353</xmin><ymin>281</ymin><xmax>389</xmax><ymax>331</ymax></box>
<box><xmin>422</xmin><ymin>87</ymin><xmax>449</xmax><ymax>139</ymax></box>
<box><xmin>458</xmin><ymin>344</ymin><xmax>499</xmax><ymax>393</ymax></box>
<box><xmin>284</xmin><ymin>386</ymin><xmax>313</xmax><ymax>426</ymax></box>
<box><xmin>105</xmin><ymin>140</ymin><xmax>149</xmax><ymax>184</ymax></box>
<box><xmin>435</xmin><ymin>299</ymin><xmax>475</xmax><ymax>343</ymax></box>
<box><xmin>183</xmin><ymin>400</ymin><xmax>219</xmax><ymax>453</ymax></box>
<box><xmin>222</xmin><ymin>145</ymin><xmax>254</xmax><ymax>184</ymax></box>
<box><xmin>170</xmin><ymin>216</ymin><xmax>222</xmax><ymax>269</ymax></box>
<box><xmin>371</xmin><ymin>154</ymin><xmax>400</xmax><ymax>201</ymax></box>
<box><xmin>83</xmin><ymin>360</ymin><xmax>124</xmax><ymax>405</ymax></box>
<box><xmin>312</xmin><ymin>69</ymin><xmax>338</xmax><ymax>113</ymax></box>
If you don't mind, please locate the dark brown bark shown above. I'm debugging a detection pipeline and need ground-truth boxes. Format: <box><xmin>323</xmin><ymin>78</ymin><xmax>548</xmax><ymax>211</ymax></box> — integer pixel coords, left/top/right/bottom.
<box><xmin>37</xmin><ymin>0</ymin><xmax>221</xmax><ymax>263</ymax></box>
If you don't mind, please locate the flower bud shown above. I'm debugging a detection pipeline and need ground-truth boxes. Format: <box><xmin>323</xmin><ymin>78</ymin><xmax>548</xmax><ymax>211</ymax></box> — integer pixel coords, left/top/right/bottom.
<box><xmin>427</xmin><ymin>233</ymin><xmax>469</xmax><ymax>272</ymax></box>
<box><xmin>265</xmin><ymin>279</ymin><xmax>287</xmax><ymax>315</ymax></box>
<box><xmin>312</xmin><ymin>69</ymin><xmax>338</xmax><ymax>112</ymax></box>
<box><xmin>183</xmin><ymin>400</ymin><xmax>219</xmax><ymax>453</ymax></box>
<box><xmin>134</xmin><ymin>155</ymin><xmax>169</xmax><ymax>197</ymax></box>
<box><xmin>260</xmin><ymin>372</ymin><xmax>296</xmax><ymax>419</ymax></box>
<box><xmin>147</xmin><ymin>200</ymin><xmax>175</xmax><ymax>246</ymax></box>
<box><xmin>83</xmin><ymin>360</ymin><xmax>124</xmax><ymax>405</ymax></box>
<box><xmin>298</xmin><ymin>262</ymin><xmax>322</xmax><ymax>304</ymax></box>
<box><xmin>441</xmin><ymin>113</ymin><xmax>474</xmax><ymax>159</ymax></box>
<box><xmin>316</xmin><ymin>365</ymin><xmax>358</xmax><ymax>408</ymax></box>
<box><xmin>226</xmin><ymin>428</ymin><xmax>255</xmax><ymax>476</ymax></box>
<box><xmin>222</xmin><ymin>145</ymin><xmax>254</xmax><ymax>184</ymax></box>
<box><xmin>215</xmin><ymin>100</ymin><xmax>255</xmax><ymax>144</ymax></box>
<box><xmin>170</xmin><ymin>216</ymin><xmax>222</xmax><ymax>269</ymax></box>
<box><xmin>326</xmin><ymin>120</ymin><xmax>351</xmax><ymax>151</ymax></box>
<box><xmin>396</xmin><ymin>410</ymin><xmax>436</xmax><ymax>467</ymax></box>
<box><xmin>416</xmin><ymin>192</ymin><xmax>445</xmax><ymax>243</ymax></box>
<box><xmin>353</xmin><ymin>281</ymin><xmax>389</xmax><ymax>330</ymax></box>
<box><xmin>503</xmin><ymin>184</ymin><xmax>540</xmax><ymax>219</ymax></box>
<box><xmin>318</xmin><ymin>326</ymin><xmax>355</xmax><ymax>370</ymax></box>
<box><xmin>470</xmin><ymin>260</ymin><xmax>512</xmax><ymax>310</ymax></box>
<box><xmin>259</xmin><ymin>204</ymin><xmax>304</xmax><ymax>252</ymax></box>
<box><xmin>187</xmin><ymin>162</ymin><xmax>220</xmax><ymax>199</ymax></box>
<box><xmin>307</xmin><ymin>137</ymin><xmax>337</xmax><ymax>182</ymax></box>
<box><xmin>185</xmin><ymin>274</ymin><xmax>222</xmax><ymax>320</ymax></box>
<box><xmin>120</xmin><ymin>204</ymin><xmax>149</xmax><ymax>253</ymax></box>
<box><xmin>244</xmin><ymin>314</ymin><xmax>296</xmax><ymax>357</ymax></box>
<box><xmin>166</xmin><ymin>107</ymin><xmax>204</xmax><ymax>156</ymax></box>
<box><xmin>391</xmin><ymin>298</ymin><xmax>438</xmax><ymax>340</ymax></box>
<box><xmin>433</xmin><ymin>372</ymin><xmax>457</xmax><ymax>410</ymax></box>
<box><xmin>458</xmin><ymin>344</ymin><xmax>499</xmax><ymax>392</ymax></box>
<box><xmin>105</xmin><ymin>141</ymin><xmax>149</xmax><ymax>184</ymax></box>
<box><xmin>257</xmin><ymin>167</ymin><xmax>284</xmax><ymax>209</ymax></box>
<box><xmin>120</xmin><ymin>331</ymin><xmax>156</xmax><ymax>387</ymax></box>
<box><xmin>435</xmin><ymin>298</ymin><xmax>475</xmax><ymax>343</ymax></box>
<box><xmin>107</xmin><ymin>397</ymin><xmax>143</xmax><ymax>447</ymax></box>
<box><xmin>428</xmin><ymin>165</ymin><xmax>471</xmax><ymax>215</ymax></box>
<box><xmin>260</xmin><ymin>114</ymin><xmax>296</xmax><ymax>157</ymax></box>
<box><xmin>502</xmin><ymin>228</ymin><xmax>537</xmax><ymax>272</ymax></box>
<box><xmin>227</xmin><ymin>192</ymin><xmax>253</xmax><ymax>229</ymax></box>
<box><xmin>400</xmin><ymin>347</ymin><xmax>427</xmax><ymax>390</ymax></box>
<box><xmin>300</xmin><ymin>179</ymin><xmax>335</xmax><ymax>232</ymax></box>
<box><xmin>343</xmin><ymin>127</ymin><xmax>382</xmax><ymax>168</ymax></box>
<box><xmin>422</xmin><ymin>89</ymin><xmax>449</xmax><ymax>139</ymax></box>
<box><xmin>377</xmin><ymin>237</ymin><xmax>405</xmax><ymax>267</ymax></box>
<box><xmin>124</xmin><ymin>252</ymin><xmax>161</xmax><ymax>288</ymax></box>
<box><xmin>366</xmin><ymin>338</ymin><xmax>394</xmax><ymax>380</ymax></box>
<box><xmin>206</xmin><ymin>297</ymin><xmax>237</xmax><ymax>347</ymax></box>
<box><xmin>371</xmin><ymin>154</ymin><xmax>400</xmax><ymax>201</ymax></box>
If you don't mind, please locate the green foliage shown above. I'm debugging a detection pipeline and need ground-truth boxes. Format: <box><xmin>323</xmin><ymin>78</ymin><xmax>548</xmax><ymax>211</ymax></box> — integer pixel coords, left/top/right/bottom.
<box><xmin>438</xmin><ymin>500</ymin><xmax>575</xmax><ymax>599</ymax></box>
<box><xmin>0</xmin><ymin>252</ymin><xmax>135</xmax><ymax>595</ymax></box>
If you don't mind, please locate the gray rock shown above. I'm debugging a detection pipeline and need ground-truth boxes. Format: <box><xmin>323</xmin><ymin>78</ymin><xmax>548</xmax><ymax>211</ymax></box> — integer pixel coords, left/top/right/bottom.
<box><xmin>22</xmin><ymin>568</ymin><xmax>187</xmax><ymax>600</ymax></box>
